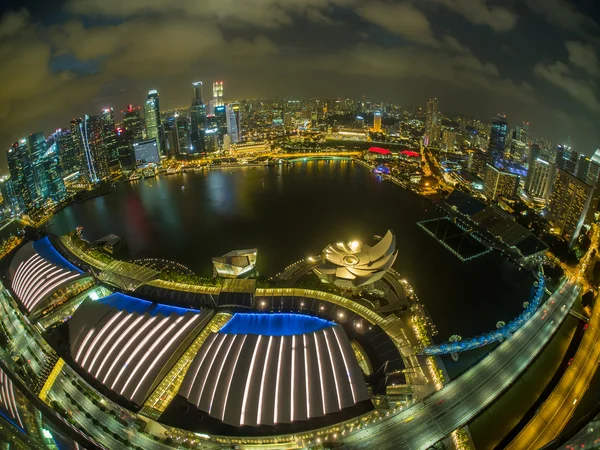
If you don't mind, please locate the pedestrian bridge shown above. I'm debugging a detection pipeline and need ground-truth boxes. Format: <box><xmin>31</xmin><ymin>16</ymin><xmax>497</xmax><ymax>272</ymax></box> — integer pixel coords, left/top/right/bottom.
<box><xmin>421</xmin><ymin>273</ymin><xmax>546</xmax><ymax>355</ymax></box>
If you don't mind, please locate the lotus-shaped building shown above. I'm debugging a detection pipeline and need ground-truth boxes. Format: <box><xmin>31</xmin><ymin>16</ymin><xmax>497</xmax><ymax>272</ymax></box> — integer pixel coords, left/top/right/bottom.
<box><xmin>314</xmin><ymin>230</ymin><xmax>398</xmax><ymax>290</ymax></box>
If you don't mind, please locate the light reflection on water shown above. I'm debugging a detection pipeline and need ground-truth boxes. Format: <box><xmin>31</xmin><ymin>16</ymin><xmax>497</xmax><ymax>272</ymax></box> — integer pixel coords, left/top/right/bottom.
<box><xmin>48</xmin><ymin>161</ymin><xmax>533</xmax><ymax>340</ymax></box>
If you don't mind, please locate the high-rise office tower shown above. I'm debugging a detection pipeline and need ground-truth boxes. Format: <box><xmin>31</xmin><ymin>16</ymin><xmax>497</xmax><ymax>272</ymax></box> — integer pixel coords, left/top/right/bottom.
<box><xmin>100</xmin><ymin>108</ymin><xmax>119</xmax><ymax>168</ymax></box>
<box><xmin>524</xmin><ymin>158</ymin><xmax>555</xmax><ymax>200</ymax></box>
<box><xmin>226</xmin><ymin>103</ymin><xmax>242</xmax><ymax>144</ymax></box>
<box><xmin>483</xmin><ymin>164</ymin><xmax>519</xmax><ymax>200</ymax></box>
<box><xmin>146</xmin><ymin>90</ymin><xmax>162</xmax><ymax>155</ymax></box>
<box><xmin>555</xmin><ymin>145</ymin><xmax>578</xmax><ymax>174</ymax></box>
<box><xmin>175</xmin><ymin>114</ymin><xmax>192</xmax><ymax>155</ymax></box>
<box><xmin>27</xmin><ymin>132</ymin><xmax>47</xmax><ymax>198</ymax></box>
<box><xmin>443</xmin><ymin>130</ymin><xmax>456</xmax><ymax>152</ymax></box>
<box><xmin>193</xmin><ymin>81</ymin><xmax>204</xmax><ymax>104</ymax></box>
<box><xmin>213</xmin><ymin>81</ymin><xmax>224</xmax><ymax>108</ymax></box>
<box><xmin>424</xmin><ymin>98</ymin><xmax>439</xmax><ymax>146</ymax></box>
<box><xmin>488</xmin><ymin>115</ymin><xmax>508</xmax><ymax>164</ymax></box>
<box><xmin>0</xmin><ymin>176</ymin><xmax>18</xmax><ymax>215</ymax></box>
<box><xmin>576</xmin><ymin>154</ymin><xmax>592</xmax><ymax>181</ymax></box>
<box><xmin>48</xmin><ymin>129</ymin><xmax>79</xmax><ymax>176</ymax></box>
<box><xmin>73</xmin><ymin>115</ymin><xmax>110</xmax><ymax>183</ymax></box>
<box><xmin>7</xmin><ymin>139</ymin><xmax>38</xmax><ymax>212</ymax></box>
<box><xmin>191</xmin><ymin>81</ymin><xmax>207</xmax><ymax>153</ymax></box>
<box><xmin>468</xmin><ymin>151</ymin><xmax>491</xmax><ymax>178</ymax></box>
<box><xmin>144</xmin><ymin>99</ymin><xmax>160</xmax><ymax>152</ymax></box>
<box><xmin>37</xmin><ymin>142</ymin><xmax>67</xmax><ymax>203</ymax></box>
<box><xmin>373</xmin><ymin>111</ymin><xmax>382</xmax><ymax>132</ymax></box>
<box><xmin>214</xmin><ymin>105</ymin><xmax>227</xmax><ymax>144</ymax></box>
<box><xmin>122</xmin><ymin>105</ymin><xmax>144</xmax><ymax>145</ymax></box>
<box><xmin>548</xmin><ymin>168</ymin><xmax>595</xmax><ymax>246</ymax></box>
<box><xmin>586</xmin><ymin>149</ymin><xmax>600</xmax><ymax>187</ymax></box>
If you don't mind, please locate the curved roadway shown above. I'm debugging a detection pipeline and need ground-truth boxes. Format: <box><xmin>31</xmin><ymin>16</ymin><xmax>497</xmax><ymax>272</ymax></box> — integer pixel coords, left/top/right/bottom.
<box><xmin>340</xmin><ymin>280</ymin><xmax>580</xmax><ymax>450</ymax></box>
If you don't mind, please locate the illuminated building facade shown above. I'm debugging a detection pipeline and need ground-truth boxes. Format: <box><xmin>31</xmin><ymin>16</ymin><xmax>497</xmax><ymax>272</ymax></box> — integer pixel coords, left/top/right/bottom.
<box><xmin>100</xmin><ymin>108</ymin><xmax>119</xmax><ymax>168</ymax></box>
<box><xmin>314</xmin><ymin>230</ymin><xmax>397</xmax><ymax>291</ymax></box>
<box><xmin>424</xmin><ymin>97</ymin><xmax>439</xmax><ymax>146</ymax></box>
<box><xmin>73</xmin><ymin>115</ymin><xmax>110</xmax><ymax>183</ymax></box>
<box><xmin>468</xmin><ymin>151</ymin><xmax>491</xmax><ymax>178</ymax></box>
<box><xmin>123</xmin><ymin>105</ymin><xmax>144</xmax><ymax>145</ymax></box>
<box><xmin>213</xmin><ymin>81</ymin><xmax>224</xmax><ymax>108</ymax></box>
<box><xmin>548</xmin><ymin>168</ymin><xmax>594</xmax><ymax>245</ymax></box>
<box><xmin>483</xmin><ymin>164</ymin><xmax>519</xmax><ymax>200</ymax></box>
<box><xmin>191</xmin><ymin>81</ymin><xmax>207</xmax><ymax>153</ymax></box>
<box><xmin>49</xmin><ymin>128</ymin><xmax>80</xmax><ymax>176</ymax></box>
<box><xmin>488</xmin><ymin>115</ymin><xmax>508</xmax><ymax>164</ymax></box>
<box><xmin>212</xmin><ymin>249</ymin><xmax>257</xmax><ymax>278</ymax></box>
<box><xmin>145</xmin><ymin>91</ymin><xmax>161</xmax><ymax>155</ymax></box>
<box><xmin>524</xmin><ymin>158</ymin><xmax>555</xmax><ymax>200</ymax></box>
<box><xmin>373</xmin><ymin>111</ymin><xmax>382</xmax><ymax>132</ymax></box>
<box><xmin>6</xmin><ymin>139</ymin><xmax>37</xmax><ymax>211</ymax></box>
<box><xmin>133</xmin><ymin>139</ymin><xmax>160</xmax><ymax>167</ymax></box>
<box><xmin>226</xmin><ymin>103</ymin><xmax>242</xmax><ymax>144</ymax></box>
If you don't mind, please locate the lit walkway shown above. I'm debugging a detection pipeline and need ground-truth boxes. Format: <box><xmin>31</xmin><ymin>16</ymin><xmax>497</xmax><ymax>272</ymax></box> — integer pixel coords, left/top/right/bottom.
<box><xmin>506</xmin><ymin>290</ymin><xmax>600</xmax><ymax>450</ymax></box>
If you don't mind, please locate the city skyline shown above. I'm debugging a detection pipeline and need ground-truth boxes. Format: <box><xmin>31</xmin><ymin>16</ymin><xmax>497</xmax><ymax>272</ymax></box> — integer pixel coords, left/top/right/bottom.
<box><xmin>0</xmin><ymin>0</ymin><xmax>600</xmax><ymax>168</ymax></box>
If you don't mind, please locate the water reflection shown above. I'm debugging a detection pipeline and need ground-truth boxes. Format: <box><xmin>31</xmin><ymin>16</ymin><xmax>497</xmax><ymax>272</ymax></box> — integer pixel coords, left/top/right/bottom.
<box><xmin>48</xmin><ymin>161</ymin><xmax>534</xmax><ymax>341</ymax></box>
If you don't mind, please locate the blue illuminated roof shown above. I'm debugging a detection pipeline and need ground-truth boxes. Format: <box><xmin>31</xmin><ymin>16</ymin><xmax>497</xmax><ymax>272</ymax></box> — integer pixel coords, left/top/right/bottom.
<box><xmin>98</xmin><ymin>292</ymin><xmax>200</xmax><ymax>316</ymax></box>
<box><xmin>33</xmin><ymin>237</ymin><xmax>83</xmax><ymax>274</ymax></box>
<box><xmin>220</xmin><ymin>313</ymin><xmax>334</xmax><ymax>336</ymax></box>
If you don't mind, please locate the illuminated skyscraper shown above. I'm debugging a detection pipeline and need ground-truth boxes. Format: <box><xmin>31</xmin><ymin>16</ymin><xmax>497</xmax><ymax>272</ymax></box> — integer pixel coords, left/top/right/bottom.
<box><xmin>483</xmin><ymin>164</ymin><xmax>519</xmax><ymax>200</ymax></box>
<box><xmin>100</xmin><ymin>108</ymin><xmax>119</xmax><ymax>168</ymax></box>
<box><xmin>488</xmin><ymin>115</ymin><xmax>508</xmax><ymax>164</ymax></box>
<box><xmin>72</xmin><ymin>115</ymin><xmax>110</xmax><ymax>183</ymax></box>
<box><xmin>213</xmin><ymin>81</ymin><xmax>224</xmax><ymax>108</ymax></box>
<box><xmin>373</xmin><ymin>111</ymin><xmax>382</xmax><ymax>132</ymax></box>
<box><xmin>524</xmin><ymin>158</ymin><xmax>555</xmax><ymax>200</ymax></box>
<box><xmin>6</xmin><ymin>139</ymin><xmax>37</xmax><ymax>211</ymax></box>
<box><xmin>191</xmin><ymin>81</ymin><xmax>207</xmax><ymax>153</ymax></box>
<box><xmin>175</xmin><ymin>114</ymin><xmax>192</xmax><ymax>155</ymax></box>
<box><xmin>37</xmin><ymin>142</ymin><xmax>67</xmax><ymax>203</ymax></box>
<box><xmin>144</xmin><ymin>99</ymin><xmax>160</xmax><ymax>152</ymax></box>
<box><xmin>122</xmin><ymin>105</ymin><xmax>143</xmax><ymax>145</ymax></box>
<box><xmin>226</xmin><ymin>103</ymin><xmax>242</xmax><ymax>144</ymax></box>
<box><xmin>48</xmin><ymin>128</ymin><xmax>79</xmax><ymax>176</ymax></box>
<box><xmin>548</xmin><ymin>168</ymin><xmax>594</xmax><ymax>246</ymax></box>
<box><xmin>424</xmin><ymin>98</ymin><xmax>439</xmax><ymax>146</ymax></box>
<box><xmin>145</xmin><ymin>90</ymin><xmax>162</xmax><ymax>155</ymax></box>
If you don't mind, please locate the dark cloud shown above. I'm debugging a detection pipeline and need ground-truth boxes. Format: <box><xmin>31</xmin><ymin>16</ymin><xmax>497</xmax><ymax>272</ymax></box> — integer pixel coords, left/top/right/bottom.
<box><xmin>0</xmin><ymin>0</ymin><xmax>599</xmax><ymax>168</ymax></box>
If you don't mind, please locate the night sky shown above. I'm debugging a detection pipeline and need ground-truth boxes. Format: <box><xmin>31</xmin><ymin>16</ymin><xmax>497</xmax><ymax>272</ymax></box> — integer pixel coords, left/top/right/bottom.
<box><xmin>1</xmin><ymin>0</ymin><xmax>600</xmax><ymax>167</ymax></box>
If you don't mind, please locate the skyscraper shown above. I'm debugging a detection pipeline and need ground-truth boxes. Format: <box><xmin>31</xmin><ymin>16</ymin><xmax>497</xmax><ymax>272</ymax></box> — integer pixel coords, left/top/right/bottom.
<box><xmin>146</xmin><ymin>90</ymin><xmax>162</xmax><ymax>155</ymax></box>
<box><xmin>488</xmin><ymin>115</ymin><xmax>508</xmax><ymax>164</ymax></box>
<box><xmin>524</xmin><ymin>158</ymin><xmax>555</xmax><ymax>200</ymax></box>
<box><xmin>483</xmin><ymin>164</ymin><xmax>519</xmax><ymax>200</ymax></box>
<box><xmin>548</xmin><ymin>168</ymin><xmax>594</xmax><ymax>246</ymax></box>
<box><xmin>122</xmin><ymin>105</ymin><xmax>144</xmax><ymax>145</ymax></box>
<box><xmin>373</xmin><ymin>111</ymin><xmax>382</xmax><ymax>132</ymax></box>
<box><xmin>575</xmin><ymin>154</ymin><xmax>591</xmax><ymax>181</ymax></box>
<box><xmin>73</xmin><ymin>115</ymin><xmax>110</xmax><ymax>183</ymax></box>
<box><xmin>37</xmin><ymin>142</ymin><xmax>67</xmax><ymax>203</ymax></box>
<box><xmin>175</xmin><ymin>114</ymin><xmax>192</xmax><ymax>155</ymax></box>
<box><xmin>555</xmin><ymin>145</ymin><xmax>578</xmax><ymax>174</ymax></box>
<box><xmin>27</xmin><ymin>132</ymin><xmax>47</xmax><ymax>197</ymax></box>
<box><xmin>100</xmin><ymin>108</ymin><xmax>119</xmax><ymax>168</ymax></box>
<box><xmin>424</xmin><ymin>98</ymin><xmax>439</xmax><ymax>146</ymax></box>
<box><xmin>213</xmin><ymin>81</ymin><xmax>224</xmax><ymax>108</ymax></box>
<box><xmin>226</xmin><ymin>103</ymin><xmax>242</xmax><ymax>144</ymax></box>
<box><xmin>144</xmin><ymin>99</ymin><xmax>160</xmax><ymax>152</ymax></box>
<box><xmin>7</xmin><ymin>139</ymin><xmax>37</xmax><ymax>212</ymax></box>
<box><xmin>49</xmin><ymin>128</ymin><xmax>79</xmax><ymax>176</ymax></box>
<box><xmin>191</xmin><ymin>81</ymin><xmax>207</xmax><ymax>153</ymax></box>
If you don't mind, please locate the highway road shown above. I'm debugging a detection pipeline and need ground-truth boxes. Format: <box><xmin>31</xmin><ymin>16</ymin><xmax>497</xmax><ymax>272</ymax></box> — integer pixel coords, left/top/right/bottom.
<box><xmin>340</xmin><ymin>280</ymin><xmax>580</xmax><ymax>450</ymax></box>
<box><xmin>507</xmin><ymin>289</ymin><xmax>600</xmax><ymax>449</ymax></box>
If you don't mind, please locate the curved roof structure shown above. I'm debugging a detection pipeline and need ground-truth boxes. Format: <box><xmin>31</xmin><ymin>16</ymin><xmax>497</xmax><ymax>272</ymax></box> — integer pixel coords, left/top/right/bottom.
<box><xmin>315</xmin><ymin>230</ymin><xmax>398</xmax><ymax>289</ymax></box>
<box><xmin>69</xmin><ymin>293</ymin><xmax>211</xmax><ymax>406</ymax></box>
<box><xmin>177</xmin><ymin>321</ymin><xmax>369</xmax><ymax>428</ymax></box>
<box><xmin>9</xmin><ymin>238</ymin><xmax>85</xmax><ymax>313</ymax></box>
